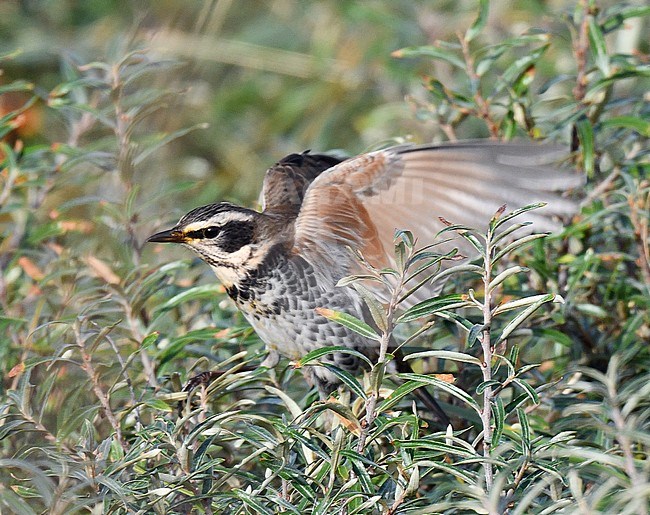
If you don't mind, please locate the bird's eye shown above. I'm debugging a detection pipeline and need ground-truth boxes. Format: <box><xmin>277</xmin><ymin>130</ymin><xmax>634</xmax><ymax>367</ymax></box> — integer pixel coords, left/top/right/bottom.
<box><xmin>202</xmin><ymin>226</ymin><xmax>221</xmax><ymax>239</ymax></box>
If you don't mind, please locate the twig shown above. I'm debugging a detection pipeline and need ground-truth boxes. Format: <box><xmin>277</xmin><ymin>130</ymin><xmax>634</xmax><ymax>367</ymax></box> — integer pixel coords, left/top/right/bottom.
<box><xmin>479</xmin><ymin>230</ymin><xmax>495</xmax><ymax>491</ymax></box>
<box><xmin>572</xmin><ymin>0</ymin><xmax>591</xmax><ymax>105</ymax></box>
<box><xmin>629</xmin><ymin>187</ymin><xmax>650</xmax><ymax>286</ymax></box>
<box><xmin>502</xmin><ymin>458</ymin><xmax>531</xmax><ymax>512</ymax></box>
<box><xmin>356</xmin><ymin>247</ymin><xmax>408</xmax><ymax>454</ymax></box>
<box><xmin>74</xmin><ymin>323</ymin><xmax>125</xmax><ymax>449</ymax></box>
<box><xmin>121</xmin><ymin>294</ymin><xmax>159</xmax><ymax>389</ymax></box>
<box><xmin>607</xmin><ymin>358</ymin><xmax>649</xmax><ymax>515</ymax></box>
<box><xmin>458</xmin><ymin>32</ymin><xmax>500</xmax><ymax>138</ymax></box>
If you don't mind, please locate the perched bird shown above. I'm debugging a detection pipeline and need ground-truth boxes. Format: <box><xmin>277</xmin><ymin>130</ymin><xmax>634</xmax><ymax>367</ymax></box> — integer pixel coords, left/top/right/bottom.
<box><xmin>147</xmin><ymin>141</ymin><xmax>581</xmax><ymax>423</ymax></box>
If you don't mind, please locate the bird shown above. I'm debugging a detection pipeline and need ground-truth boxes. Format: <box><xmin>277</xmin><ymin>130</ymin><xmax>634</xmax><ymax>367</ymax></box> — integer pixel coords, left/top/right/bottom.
<box><xmin>147</xmin><ymin>140</ymin><xmax>582</xmax><ymax>424</ymax></box>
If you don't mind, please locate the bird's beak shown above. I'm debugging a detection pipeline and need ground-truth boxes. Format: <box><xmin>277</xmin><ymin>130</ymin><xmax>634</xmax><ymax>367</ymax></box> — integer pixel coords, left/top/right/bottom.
<box><xmin>146</xmin><ymin>228</ymin><xmax>185</xmax><ymax>244</ymax></box>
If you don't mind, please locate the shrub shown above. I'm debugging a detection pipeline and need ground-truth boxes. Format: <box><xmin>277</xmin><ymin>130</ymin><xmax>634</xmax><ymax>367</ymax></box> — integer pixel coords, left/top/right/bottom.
<box><xmin>1</xmin><ymin>2</ymin><xmax>648</xmax><ymax>513</ymax></box>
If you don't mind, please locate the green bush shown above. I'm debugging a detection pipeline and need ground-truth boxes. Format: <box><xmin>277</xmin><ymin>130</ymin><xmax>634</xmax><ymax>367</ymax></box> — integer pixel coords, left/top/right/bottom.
<box><xmin>1</xmin><ymin>2</ymin><xmax>648</xmax><ymax>513</ymax></box>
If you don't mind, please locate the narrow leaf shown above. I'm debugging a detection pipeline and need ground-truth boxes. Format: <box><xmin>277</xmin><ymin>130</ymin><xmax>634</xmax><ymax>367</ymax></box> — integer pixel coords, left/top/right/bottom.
<box><xmin>576</xmin><ymin>117</ymin><xmax>595</xmax><ymax>177</ymax></box>
<box><xmin>320</xmin><ymin>364</ymin><xmax>367</xmax><ymax>400</ymax></box>
<box><xmin>377</xmin><ymin>379</ymin><xmax>427</xmax><ymax>413</ymax></box>
<box><xmin>496</xmin><ymin>294</ymin><xmax>561</xmax><ymax>342</ymax></box>
<box><xmin>315</xmin><ymin>308</ymin><xmax>380</xmax><ymax>341</ymax></box>
<box><xmin>587</xmin><ymin>16</ymin><xmax>610</xmax><ymax>76</ymax></box>
<box><xmin>493</xmin><ymin>293</ymin><xmax>564</xmax><ymax>316</ymax></box>
<box><xmin>491</xmin><ymin>221</ymin><xmax>534</xmax><ymax>245</ymax></box>
<box><xmin>476</xmin><ymin>380</ymin><xmax>501</xmax><ymax>395</ymax></box>
<box><xmin>296</xmin><ymin>345</ymin><xmax>373</xmax><ymax>368</ymax></box>
<box><xmin>512</xmin><ymin>378</ymin><xmax>539</xmax><ymax>405</ymax></box>
<box><xmin>466</xmin><ymin>323</ymin><xmax>483</xmax><ymax>348</ymax></box>
<box><xmin>517</xmin><ymin>407</ymin><xmax>531</xmax><ymax>456</ymax></box>
<box><xmin>397</xmin><ymin>294</ymin><xmax>471</xmax><ymax>324</ymax></box>
<box><xmin>492</xmin><ymin>233</ymin><xmax>549</xmax><ymax>264</ymax></box>
<box><xmin>601</xmin><ymin>116</ymin><xmax>650</xmax><ymax>137</ymax></box>
<box><xmin>352</xmin><ymin>283</ymin><xmax>388</xmax><ymax>332</ymax></box>
<box><xmin>490</xmin><ymin>203</ymin><xmax>546</xmax><ymax>231</ymax></box>
<box><xmin>400</xmin><ymin>373</ymin><xmax>481</xmax><ymax>414</ymax></box>
<box><xmin>430</xmin><ymin>264</ymin><xmax>484</xmax><ymax>288</ymax></box>
<box><xmin>404</xmin><ymin>350</ymin><xmax>481</xmax><ymax>366</ymax></box>
<box><xmin>154</xmin><ymin>284</ymin><xmax>223</xmax><ymax>313</ymax></box>
<box><xmin>492</xmin><ymin>397</ymin><xmax>505</xmax><ymax>445</ymax></box>
<box><xmin>392</xmin><ymin>45</ymin><xmax>465</xmax><ymax>69</ymax></box>
<box><xmin>488</xmin><ymin>266</ymin><xmax>528</xmax><ymax>293</ymax></box>
<box><xmin>465</xmin><ymin>0</ymin><xmax>489</xmax><ymax>42</ymax></box>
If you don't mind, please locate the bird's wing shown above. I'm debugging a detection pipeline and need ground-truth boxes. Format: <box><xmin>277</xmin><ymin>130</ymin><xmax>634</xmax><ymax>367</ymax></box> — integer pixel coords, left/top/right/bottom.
<box><xmin>260</xmin><ymin>151</ymin><xmax>343</xmax><ymax>216</ymax></box>
<box><xmin>292</xmin><ymin>141</ymin><xmax>583</xmax><ymax>304</ymax></box>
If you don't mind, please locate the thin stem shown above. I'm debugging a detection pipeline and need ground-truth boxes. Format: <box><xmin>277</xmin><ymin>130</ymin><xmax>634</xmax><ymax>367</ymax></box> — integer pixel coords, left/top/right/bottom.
<box><xmin>572</xmin><ymin>0</ymin><xmax>590</xmax><ymax>105</ymax></box>
<box><xmin>480</xmin><ymin>229</ymin><xmax>495</xmax><ymax>491</ymax></box>
<box><xmin>74</xmin><ymin>323</ymin><xmax>125</xmax><ymax>450</ymax></box>
<box><xmin>629</xmin><ymin>188</ymin><xmax>650</xmax><ymax>287</ymax></box>
<box><xmin>607</xmin><ymin>369</ymin><xmax>649</xmax><ymax>515</ymax></box>
<box><xmin>458</xmin><ymin>31</ymin><xmax>500</xmax><ymax>138</ymax></box>
<box><xmin>357</xmin><ymin>252</ymin><xmax>406</xmax><ymax>454</ymax></box>
<box><xmin>356</xmin><ymin>301</ymin><xmax>394</xmax><ymax>454</ymax></box>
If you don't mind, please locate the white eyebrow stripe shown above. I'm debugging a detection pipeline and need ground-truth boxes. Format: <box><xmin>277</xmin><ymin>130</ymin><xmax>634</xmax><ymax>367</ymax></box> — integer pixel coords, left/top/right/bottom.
<box><xmin>183</xmin><ymin>221</ymin><xmax>214</xmax><ymax>233</ymax></box>
<box><xmin>182</xmin><ymin>212</ymin><xmax>252</xmax><ymax>234</ymax></box>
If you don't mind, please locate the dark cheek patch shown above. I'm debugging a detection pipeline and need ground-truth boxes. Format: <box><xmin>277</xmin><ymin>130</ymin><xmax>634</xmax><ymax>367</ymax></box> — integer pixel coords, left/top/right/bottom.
<box><xmin>220</xmin><ymin>221</ymin><xmax>255</xmax><ymax>253</ymax></box>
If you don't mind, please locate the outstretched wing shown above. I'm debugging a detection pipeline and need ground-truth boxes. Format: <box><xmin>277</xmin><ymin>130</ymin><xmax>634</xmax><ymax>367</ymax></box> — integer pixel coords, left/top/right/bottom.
<box><xmin>260</xmin><ymin>151</ymin><xmax>343</xmax><ymax>216</ymax></box>
<box><xmin>292</xmin><ymin>141</ymin><xmax>583</xmax><ymax>302</ymax></box>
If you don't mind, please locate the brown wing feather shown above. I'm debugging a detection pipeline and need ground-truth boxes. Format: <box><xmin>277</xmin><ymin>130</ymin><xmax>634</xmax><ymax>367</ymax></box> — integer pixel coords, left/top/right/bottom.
<box><xmin>293</xmin><ymin>141</ymin><xmax>583</xmax><ymax>303</ymax></box>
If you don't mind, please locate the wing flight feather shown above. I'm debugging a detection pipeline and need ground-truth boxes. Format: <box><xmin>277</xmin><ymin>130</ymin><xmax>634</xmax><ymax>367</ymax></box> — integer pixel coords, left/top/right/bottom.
<box><xmin>291</xmin><ymin>141</ymin><xmax>583</xmax><ymax>303</ymax></box>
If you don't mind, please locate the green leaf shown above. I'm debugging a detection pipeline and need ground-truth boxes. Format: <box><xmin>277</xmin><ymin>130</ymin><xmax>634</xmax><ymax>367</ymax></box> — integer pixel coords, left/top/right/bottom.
<box><xmin>533</xmin><ymin>328</ymin><xmax>574</xmax><ymax>346</ymax></box>
<box><xmin>297</xmin><ymin>345</ymin><xmax>373</xmax><ymax>368</ymax></box>
<box><xmin>400</xmin><ymin>373</ymin><xmax>481</xmax><ymax>415</ymax></box>
<box><xmin>351</xmin><ymin>283</ymin><xmax>388</xmax><ymax>333</ymax></box>
<box><xmin>492</xmin><ymin>233</ymin><xmax>549</xmax><ymax>264</ymax></box>
<box><xmin>429</xmin><ymin>264</ymin><xmax>484</xmax><ymax>290</ymax></box>
<box><xmin>145</xmin><ymin>398</ymin><xmax>174</xmax><ymax>412</ymax></box>
<box><xmin>574</xmin><ymin>303</ymin><xmax>609</xmax><ymax>318</ymax></box>
<box><xmin>434</xmin><ymin>310</ymin><xmax>476</xmax><ymax>332</ymax></box>
<box><xmin>466</xmin><ymin>323</ymin><xmax>483</xmax><ymax>348</ymax></box>
<box><xmin>491</xmin><ymin>221</ymin><xmax>534</xmax><ymax>245</ymax></box>
<box><xmin>576</xmin><ymin>117</ymin><xmax>595</xmax><ymax>177</ymax></box>
<box><xmin>512</xmin><ymin>378</ymin><xmax>539</xmax><ymax>405</ymax></box>
<box><xmin>601</xmin><ymin>116</ymin><xmax>650</xmax><ymax>137</ymax></box>
<box><xmin>398</xmin><ymin>439</ymin><xmax>479</xmax><ymax>458</ymax></box>
<box><xmin>320</xmin><ymin>364</ymin><xmax>367</xmax><ymax>400</ymax></box>
<box><xmin>392</xmin><ymin>44</ymin><xmax>465</xmax><ymax>69</ymax></box>
<box><xmin>314</xmin><ymin>308</ymin><xmax>380</xmax><ymax>341</ymax></box>
<box><xmin>496</xmin><ymin>293</ymin><xmax>561</xmax><ymax>343</ymax></box>
<box><xmin>493</xmin><ymin>293</ymin><xmax>564</xmax><ymax>316</ymax></box>
<box><xmin>465</xmin><ymin>0</ymin><xmax>489</xmax><ymax>42</ymax></box>
<box><xmin>517</xmin><ymin>407</ymin><xmax>531</xmax><ymax>456</ymax></box>
<box><xmin>140</xmin><ymin>332</ymin><xmax>159</xmax><ymax>349</ymax></box>
<box><xmin>488</xmin><ymin>266</ymin><xmax>528</xmax><ymax>293</ymax></box>
<box><xmin>236</xmin><ymin>490</ymin><xmax>275</xmax><ymax>515</ymax></box>
<box><xmin>587</xmin><ymin>16</ymin><xmax>610</xmax><ymax>76</ymax></box>
<box><xmin>133</xmin><ymin>123</ymin><xmax>209</xmax><ymax>166</ymax></box>
<box><xmin>492</xmin><ymin>397</ymin><xmax>505</xmax><ymax>445</ymax></box>
<box><xmin>265</xmin><ymin>386</ymin><xmax>304</xmax><ymax>419</ymax></box>
<box><xmin>397</xmin><ymin>294</ymin><xmax>471</xmax><ymax>324</ymax></box>
<box><xmin>516</xmin><ymin>363</ymin><xmax>540</xmax><ymax>376</ymax></box>
<box><xmin>395</xmin><ymin>228</ymin><xmax>415</xmax><ymax>248</ymax></box>
<box><xmin>404</xmin><ymin>350</ymin><xmax>482</xmax><ymax>366</ymax></box>
<box><xmin>153</xmin><ymin>284</ymin><xmax>223</xmax><ymax>313</ymax></box>
<box><xmin>490</xmin><ymin>203</ymin><xmax>546</xmax><ymax>231</ymax></box>
<box><xmin>476</xmin><ymin>380</ymin><xmax>501</xmax><ymax>395</ymax></box>
<box><xmin>376</xmin><ymin>379</ymin><xmax>427</xmax><ymax>413</ymax></box>
<box><xmin>601</xmin><ymin>5</ymin><xmax>650</xmax><ymax>32</ymax></box>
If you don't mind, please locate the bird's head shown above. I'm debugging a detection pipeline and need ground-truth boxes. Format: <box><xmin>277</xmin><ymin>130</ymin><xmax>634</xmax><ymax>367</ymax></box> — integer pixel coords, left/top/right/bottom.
<box><xmin>147</xmin><ymin>202</ymin><xmax>276</xmax><ymax>286</ymax></box>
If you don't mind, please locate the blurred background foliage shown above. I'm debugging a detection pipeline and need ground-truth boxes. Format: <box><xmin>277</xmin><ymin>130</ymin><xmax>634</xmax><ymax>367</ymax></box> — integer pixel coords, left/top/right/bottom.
<box><xmin>1</xmin><ymin>0</ymin><xmax>649</xmax><ymax>513</ymax></box>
